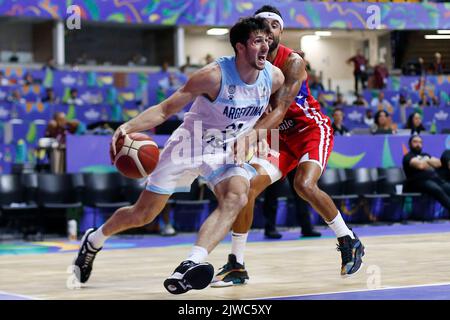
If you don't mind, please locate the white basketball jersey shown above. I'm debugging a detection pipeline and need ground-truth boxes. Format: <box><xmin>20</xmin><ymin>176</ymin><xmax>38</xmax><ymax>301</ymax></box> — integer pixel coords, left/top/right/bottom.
<box><xmin>183</xmin><ymin>56</ymin><xmax>273</xmax><ymax>146</ymax></box>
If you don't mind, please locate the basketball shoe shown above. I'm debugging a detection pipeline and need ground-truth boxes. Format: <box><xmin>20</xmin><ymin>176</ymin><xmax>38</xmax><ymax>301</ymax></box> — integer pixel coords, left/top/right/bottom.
<box><xmin>73</xmin><ymin>228</ymin><xmax>102</xmax><ymax>283</ymax></box>
<box><xmin>337</xmin><ymin>231</ymin><xmax>365</xmax><ymax>277</ymax></box>
<box><xmin>210</xmin><ymin>254</ymin><xmax>249</xmax><ymax>287</ymax></box>
<box><xmin>164</xmin><ymin>260</ymin><xmax>214</xmax><ymax>294</ymax></box>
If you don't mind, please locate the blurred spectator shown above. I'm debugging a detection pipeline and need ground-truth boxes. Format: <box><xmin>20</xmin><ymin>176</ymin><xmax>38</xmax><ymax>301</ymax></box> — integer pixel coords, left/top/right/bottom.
<box><xmin>333</xmin><ymin>93</ymin><xmax>347</xmax><ymax>108</ymax></box>
<box><xmin>129</xmin><ymin>53</ymin><xmax>147</xmax><ymax>66</ymax></box>
<box><xmin>0</xmin><ymin>71</ymin><xmax>10</xmax><ymax>86</ymax></box>
<box><xmin>45</xmin><ymin>112</ymin><xmax>79</xmax><ymax>145</ymax></box>
<box><xmin>371</xmin><ymin>91</ymin><xmax>393</xmax><ymax>113</ymax></box>
<box><xmin>417</xmin><ymin>57</ymin><xmax>427</xmax><ymax>76</ymax></box>
<box><xmin>20</xmin><ymin>72</ymin><xmax>38</xmax><ymax>86</ymax></box>
<box><xmin>406</xmin><ymin>112</ymin><xmax>426</xmax><ymax>135</ymax></box>
<box><xmin>158</xmin><ymin>72</ymin><xmax>182</xmax><ymax>91</ymax></box>
<box><xmin>403</xmin><ymin>135</ymin><xmax>450</xmax><ymax>211</ymax></box>
<box><xmin>373</xmin><ymin>61</ymin><xmax>389</xmax><ymax>89</ymax></box>
<box><xmin>309</xmin><ymin>74</ymin><xmax>325</xmax><ymax>92</ymax></box>
<box><xmin>331</xmin><ymin>108</ymin><xmax>350</xmax><ymax>136</ymax></box>
<box><xmin>205</xmin><ymin>54</ymin><xmax>214</xmax><ymax>65</ymax></box>
<box><xmin>6</xmin><ymin>89</ymin><xmax>25</xmax><ymax>104</ymax></box>
<box><xmin>262</xmin><ymin>175</ymin><xmax>321</xmax><ymax>239</ymax></box>
<box><xmin>439</xmin><ymin>149</ymin><xmax>450</xmax><ymax>181</ymax></box>
<box><xmin>399</xmin><ymin>93</ymin><xmax>412</xmax><ymax>108</ymax></box>
<box><xmin>160</xmin><ymin>61</ymin><xmax>170</xmax><ymax>73</ymax></box>
<box><xmin>44</xmin><ymin>112</ymin><xmax>79</xmax><ymax>173</ymax></box>
<box><xmin>301</xmin><ymin>52</ymin><xmax>312</xmax><ymax>72</ymax></box>
<box><xmin>65</xmin><ymin>88</ymin><xmax>83</xmax><ymax>106</ymax></box>
<box><xmin>364</xmin><ymin>109</ymin><xmax>375</xmax><ymax>128</ymax></box>
<box><xmin>178</xmin><ymin>65</ymin><xmax>189</xmax><ymax>83</ymax></box>
<box><xmin>352</xmin><ymin>93</ymin><xmax>368</xmax><ymax>108</ymax></box>
<box><xmin>347</xmin><ymin>49</ymin><xmax>368</xmax><ymax>94</ymax></box>
<box><xmin>41</xmin><ymin>88</ymin><xmax>60</xmax><ymax>105</ymax></box>
<box><xmin>419</xmin><ymin>91</ymin><xmax>440</xmax><ymax>107</ymax></box>
<box><xmin>42</xmin><ymin>58</ymin><xmax>57</xmax><ymax>71</ymax></box>
<box><xmin>431</xmin><ymin>52</ymin><xmax>445</xmax><ymax>75</ymax></box>
<box><xmin>399</xmin><ymin>93</ymin><xmax>412</xmax><ymax>125</ymax></box>
<box><xmin>9</xmin><ymin>52</ymin><xmax>19</xmax><ymax>63</ymax></box>
<box><xmin>372</xmin><ymin>110</ymin><xmax>397</xmax><ymax>134</ymax></box>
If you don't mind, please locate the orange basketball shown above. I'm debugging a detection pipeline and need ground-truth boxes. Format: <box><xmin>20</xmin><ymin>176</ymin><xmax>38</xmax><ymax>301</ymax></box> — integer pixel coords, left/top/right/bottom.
<box><xmin>114</xmin><ymin>133</ymin><xmax>159</xmax><ymax>179</ymax></box>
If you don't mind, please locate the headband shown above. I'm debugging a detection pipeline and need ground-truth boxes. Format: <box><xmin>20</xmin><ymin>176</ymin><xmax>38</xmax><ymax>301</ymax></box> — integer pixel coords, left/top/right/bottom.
<box><xmin>255</xmin><ymin>12</ymin><xmax>284</xmax><ymax>30</ymax></box>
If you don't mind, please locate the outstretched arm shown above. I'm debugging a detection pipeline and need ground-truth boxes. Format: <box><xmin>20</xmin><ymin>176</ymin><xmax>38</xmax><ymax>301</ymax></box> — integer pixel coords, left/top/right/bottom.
<box><xmin>111</xmin><ymin>63</ymin><xmax>220</xmax><ymax>155</ymax></box>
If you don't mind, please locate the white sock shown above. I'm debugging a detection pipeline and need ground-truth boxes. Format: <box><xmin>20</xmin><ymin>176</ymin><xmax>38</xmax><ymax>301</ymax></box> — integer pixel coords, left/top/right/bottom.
<box><xmin>87</xmin><ymin>225</ymin><xmax>108</xmax><ymax>249</ymax></box>
<box><xmin>326</xmin><ymin>212</ymin><xmax>355</xmax><ymax>239</ymax></box>
<box><xmin>231</xmin><ymin>232</ymin><xmax>248</xmax><ymax>265</ymax></box>
<box><xmin>187</xmin><ymin>246</ymin><xmax>208</xmax><ymax>263</ymax></box>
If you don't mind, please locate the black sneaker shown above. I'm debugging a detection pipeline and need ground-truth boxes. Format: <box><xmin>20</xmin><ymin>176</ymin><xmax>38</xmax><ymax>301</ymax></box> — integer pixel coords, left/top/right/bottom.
<box><xmin>337</xmin><ymin>232</ymin><xmax>365</xmax><ymax>278</ymax></box>
<box><xmin>73</xmin><ymin>228</ymin><xmax>102</xmax><ymax>283</ymax></box>
<box><xmin>164</xmin><ymin>260</ymin><xmax>214</xmax><ymax>295</ymax></box>
<box><xmin>264</xmin><ymin>229</ymin><xmax>282</xmax><ymax>239</ymax></box>
<box><xmin>210</xmin><ymin>254</ymin><xmax>249</xmax><ymax>288</ymax></box>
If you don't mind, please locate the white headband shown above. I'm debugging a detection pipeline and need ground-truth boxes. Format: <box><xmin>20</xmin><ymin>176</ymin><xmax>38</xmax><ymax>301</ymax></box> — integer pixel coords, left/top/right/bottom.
<box><xmin>255</xmin><ymin>12</ymin><xmax>284</xmax><ymax>30</ymax></box>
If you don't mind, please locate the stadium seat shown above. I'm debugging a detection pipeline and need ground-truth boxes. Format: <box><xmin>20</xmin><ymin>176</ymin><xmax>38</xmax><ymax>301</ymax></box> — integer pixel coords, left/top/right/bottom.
<box><xmin>36</xmin><ymin>174</ymin><xmax>83</xmax><ymax>209</ymax></box>
<box><xmin>82</xmin><ymin>172</ymin><xmax>130</xmax><ymax>226</ymax></box>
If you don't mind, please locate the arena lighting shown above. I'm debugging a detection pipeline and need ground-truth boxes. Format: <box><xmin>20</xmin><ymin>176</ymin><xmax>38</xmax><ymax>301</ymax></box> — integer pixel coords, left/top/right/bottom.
<box><xmin>424</xmin><ymin>35</ymin><xmax>450</xmax><ymax>40</ymax></box>
<box><xmin>302</xmin><ymin>35</ymin><xmax>320</xmax><ymax>41</ymax></box>
<box><xmin>206</xmin><ymin>28</ymin><xmax>229</xmax><ymax>36</ymax></box>
<box><xmin>437</xmin><ymin>30</ymin><xmax>450</xmax><ymax>34</ymax></box>
<box><xmin>315</xmin><ymin>31</ymin><xmax>332</xmax><ymax>36</ymax></box>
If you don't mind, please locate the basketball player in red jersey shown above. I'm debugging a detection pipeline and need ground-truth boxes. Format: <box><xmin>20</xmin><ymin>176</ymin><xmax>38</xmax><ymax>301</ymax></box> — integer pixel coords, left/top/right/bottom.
<box><xmin>211</xmin><ymin>5</ymin><xmax>365</xmax><ymax>287</ymax></box>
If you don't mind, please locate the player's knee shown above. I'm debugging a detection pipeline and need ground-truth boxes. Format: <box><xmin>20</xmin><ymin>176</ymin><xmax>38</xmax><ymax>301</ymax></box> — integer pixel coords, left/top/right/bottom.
<box><xmin>222</xmin><ymin>191</ymin><xmax>248</xmax><ymax>214</ymax></box>
<box><xmin>294</xmin><ymin>178</ymin><xmax>317</xmax><ymax>199</ymax></box>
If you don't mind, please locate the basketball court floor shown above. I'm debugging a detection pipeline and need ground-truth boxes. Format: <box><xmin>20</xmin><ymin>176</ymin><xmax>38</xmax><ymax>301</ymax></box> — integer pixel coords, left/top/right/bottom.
<box><xmin>1</xmin><ymin>221</ymin><xmax>450</xmax><ymax>300</ymax></box>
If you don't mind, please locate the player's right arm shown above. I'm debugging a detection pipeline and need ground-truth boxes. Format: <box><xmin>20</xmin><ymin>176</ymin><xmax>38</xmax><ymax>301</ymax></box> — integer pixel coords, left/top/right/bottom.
<box><xmin>111</xmin><ymin>64</ymin><xmax>221</xmax><ymax>155</ymax></box>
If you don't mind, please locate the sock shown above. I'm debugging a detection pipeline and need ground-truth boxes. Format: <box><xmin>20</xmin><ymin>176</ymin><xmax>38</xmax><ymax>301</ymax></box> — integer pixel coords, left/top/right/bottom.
<box><xmin>87</xmin><ymin>225</ymin><xmax>108</xmax><ymax>249</ymax></box>
<box><xmin>187</xmin><ymin>246</ymin><xmax>208</xmax><ymax>263</ymax></box>
<box><xmin>231</xmin><ymin>232</ymin><xmax>248</xmax><ymax>265</ymax></box>
<box><xmin>326</xmin><ymin>212</ymin><xmax>355</xmax><ymax>239</ymax></box>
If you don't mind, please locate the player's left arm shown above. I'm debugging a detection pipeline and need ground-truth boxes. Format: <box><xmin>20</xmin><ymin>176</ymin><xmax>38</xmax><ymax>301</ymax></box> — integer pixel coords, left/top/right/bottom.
<box><xmin>426</xmin><ymin>156</ymin><xmax>442</xmax><ymax>168</ymax></box>
<box><xmin>254</xmin><ymin>54</ymin><xmax>306</xmax><ymax>131</ymax></box>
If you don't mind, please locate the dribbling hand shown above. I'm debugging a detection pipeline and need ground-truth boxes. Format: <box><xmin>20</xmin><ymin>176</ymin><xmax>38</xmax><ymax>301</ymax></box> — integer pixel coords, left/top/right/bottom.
<box><xmin>110</xmin><ymin>125</ymin><xmax>127</xmax><ymax>164</ymax></box>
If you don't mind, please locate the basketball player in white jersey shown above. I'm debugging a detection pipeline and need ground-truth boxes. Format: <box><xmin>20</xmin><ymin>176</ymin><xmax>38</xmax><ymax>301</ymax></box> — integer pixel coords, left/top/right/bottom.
<box><xmin>72</xmin><ymin>17</ymin><xmax>285</xmax><ymax>295</ymax></box>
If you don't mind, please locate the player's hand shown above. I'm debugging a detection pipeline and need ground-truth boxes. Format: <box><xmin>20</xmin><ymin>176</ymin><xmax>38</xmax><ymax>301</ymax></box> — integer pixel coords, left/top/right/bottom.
<box><xmin>110</xmin><ymin>125</ymin><xmax>127</xmax><ymax>164</ymax></box>
<box><xmin>233</xmin><ymin>130</ymin><xmax>258</xmax><ymax>166</ymax></box>
<box><xmin>257</xmin><ymin>138</ymin><xmax>270</xmax><ymax>159</ymax></box>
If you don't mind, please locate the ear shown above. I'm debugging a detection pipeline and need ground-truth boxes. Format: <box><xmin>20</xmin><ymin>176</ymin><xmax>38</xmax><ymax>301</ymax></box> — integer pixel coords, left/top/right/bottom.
<box><xmin>236</xmin><ymin>42</ymin><xmax>246</xmax><ymax>55</ymax></box>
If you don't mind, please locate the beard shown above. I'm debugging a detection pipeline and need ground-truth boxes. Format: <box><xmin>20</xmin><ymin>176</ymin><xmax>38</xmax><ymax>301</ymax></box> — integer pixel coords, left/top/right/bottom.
<box><xmin>411</xmin><ymin>146</ymin><xmax>422</xmax><ymax>155</ymax></box>
<box><xmin>269</xmin><ymin>36</ymin><xmax>280</xmax><ymax>53</ymax></box>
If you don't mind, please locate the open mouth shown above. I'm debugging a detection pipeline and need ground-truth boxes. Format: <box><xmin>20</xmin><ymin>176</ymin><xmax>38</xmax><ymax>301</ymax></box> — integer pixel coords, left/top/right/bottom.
<box><xmin>258</xmin><ymin>55</ymin><xmax>266</xmax><ymax>62</ymax></box>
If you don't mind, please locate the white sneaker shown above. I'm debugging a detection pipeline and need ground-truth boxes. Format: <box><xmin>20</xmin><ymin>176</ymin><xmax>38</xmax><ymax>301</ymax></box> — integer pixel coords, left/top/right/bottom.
<box><xmin>161</xmin><ymin>224</ymin><xmax>176</xmax><ymax>236</ymax></box>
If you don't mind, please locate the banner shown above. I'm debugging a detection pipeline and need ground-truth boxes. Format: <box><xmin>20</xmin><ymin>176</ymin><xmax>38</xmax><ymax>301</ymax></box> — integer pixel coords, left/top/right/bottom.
<box><xmin>0</xmin><ymin>0</ymin><xmax>449</xmax><ymax>30</ymax></box>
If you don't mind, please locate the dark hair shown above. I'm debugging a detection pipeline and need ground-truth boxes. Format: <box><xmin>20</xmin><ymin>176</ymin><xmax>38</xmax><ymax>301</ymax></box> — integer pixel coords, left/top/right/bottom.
<box><xmin>406</xmin><ymin>112</ymin><xmax>421</xmax><ymax>128</ymax></box>
<box><xmin>332</xmin><ymin>108</ymin><xmax>343</xmax><ymax>116</ymax></box>
<box><xmin>408</xmin><ymin>134</ymin><xmax>422</xmax><ymax>147</ymax></box>
<box><xmin>254</xmin><ymin>5</ymin><xmax>283</xmax><ymax>18</ymax></box>
<box><xmin>374</xmin><ymin>110</ymin><xmax>389</xmax><ymax>126</ymax></box>
<box><xmin>229</xmin><ymin>17</ymin><xmax>270</xmax><ymax>54</ymax></box>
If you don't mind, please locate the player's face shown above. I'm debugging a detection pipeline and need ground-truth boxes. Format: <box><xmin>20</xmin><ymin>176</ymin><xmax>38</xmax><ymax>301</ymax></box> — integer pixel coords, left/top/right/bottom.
<box><xmin>265</xmin><ymin>18</ymin><xmax>282</xmax><ymax>53</ymax></box>
<box><xmin>245</xmin><ymin>31</ymin><xmax>269</xmax><ymax>70</ymax></box>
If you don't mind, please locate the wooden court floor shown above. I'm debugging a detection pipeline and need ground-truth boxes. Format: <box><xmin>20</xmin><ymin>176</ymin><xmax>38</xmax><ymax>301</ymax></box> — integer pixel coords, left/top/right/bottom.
<box><xmin>1</xmin><ymin>232</ymin><xmax>450</xmax><ymax>300</ymax></box>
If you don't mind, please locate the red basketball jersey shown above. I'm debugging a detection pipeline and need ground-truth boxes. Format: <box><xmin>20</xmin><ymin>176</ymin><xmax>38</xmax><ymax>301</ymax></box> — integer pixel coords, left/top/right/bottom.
<box><xmin>272</xmin><ymin>44</ymin><xmax>328</xmax><ymax>134</ymax></box>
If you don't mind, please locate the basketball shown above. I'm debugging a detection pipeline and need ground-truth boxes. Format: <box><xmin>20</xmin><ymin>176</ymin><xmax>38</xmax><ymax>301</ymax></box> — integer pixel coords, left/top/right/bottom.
<box><xmin>114</xmin><ymin>133</ymin><xmax>159</xmax><ymax>179</ymax></box>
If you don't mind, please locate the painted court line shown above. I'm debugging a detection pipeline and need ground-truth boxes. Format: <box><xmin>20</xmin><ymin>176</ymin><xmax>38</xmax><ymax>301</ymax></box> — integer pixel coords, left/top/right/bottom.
<box><xmin>0</xmin><ymin>290</ymin><xmax>38</xmax><ymax>300</ymax></box>
<box><xmin>252</xmin><ymin>282</ymin><xmax>450</xmax><ymax>300</ymax></box>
